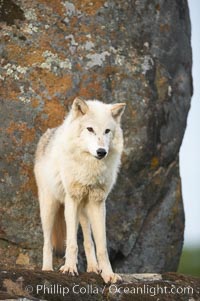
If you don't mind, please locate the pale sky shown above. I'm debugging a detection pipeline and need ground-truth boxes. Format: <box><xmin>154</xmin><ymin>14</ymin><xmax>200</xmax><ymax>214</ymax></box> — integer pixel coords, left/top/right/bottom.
<box><xmin>179</xmin><ymin>0</ymin><xmax>200</xmax><ymax>247</ymax></box>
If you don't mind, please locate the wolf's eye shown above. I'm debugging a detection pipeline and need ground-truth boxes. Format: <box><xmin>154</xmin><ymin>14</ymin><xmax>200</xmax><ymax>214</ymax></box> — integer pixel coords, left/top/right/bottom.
<box><xmin>105</xmin><ymin>129</ymin><xmax>111</xmax><ymax>134</ymax></box>
<box><xmin>87</xmin><ymin>127</ymin><xmax>94</xmax><ymax>133</ymax></box>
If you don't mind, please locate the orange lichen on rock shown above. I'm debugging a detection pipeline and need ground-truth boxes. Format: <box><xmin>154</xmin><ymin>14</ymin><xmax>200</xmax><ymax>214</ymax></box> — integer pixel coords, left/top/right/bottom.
<box><xmin>0</xmin><ymin>80</ymin><xmax>21</xmax><ymax>100</ymax></box>
<box><xmin>6</xmin><ymin>43</ymin><xmax>49</xmax><ymax>67</ymax></box>
<box><xmin>37</xmin><ymin>0</ymin><xmax>65</xmax><ymax>16</ymax></box>
<box><xmin>79</xmin><ymin>74</ymin><xmax>103</xmax><ymax>99</ymax></box>
<box><xmin>151</xmin><ymin>156</ymin><xmax>159</xmax><ymax>169</ymax></box>
<box><xmin>73</xmin><ymin>0</ymin><xmax>105</xmax><ymax>15</ymax></box>
<box><xmin>30</xmin><ymin>69</ymin><xmax>72</xmax><ymax>96</ymax></box>
<box><xmin>6</xmin><ymin>122</ymin><xmax>36</xmax><ymax>145</ymax></box>
<box><xmin>22</xmin><ymin>49</ymin><xmax>46</xmax><ymax>66</ymax></box>
<box><xmin>36</xmin><ymin>36</ymin><xmax>53</xmax><ymax>55</ymax></box>
<box><xmin>43</xmin><ymin>73</ymin><xmax>72</xmax><ymax>95</ymax></box>
<box><xmin>19</xmin><ymin>162</ymin><xmax>37</xmax><ymax>196</ymax></box>
<box><xmin>31</xmin><ymin>98</ymin><xmax>39</xmax><ymax>109</ymax></box>
<box><xmin>5</xmin><ymin>43</ymin><xmax>24</xmax><ymax>63</ymax></box>
<box><xmin>43</xmin><ymin>98</ymin><xmax>66</xmax><ymax>125</ymax></box>
<box><xmin>34</xmin><ymin>97</ymin><xmax>66</xmax><ymax>131</ymax></box>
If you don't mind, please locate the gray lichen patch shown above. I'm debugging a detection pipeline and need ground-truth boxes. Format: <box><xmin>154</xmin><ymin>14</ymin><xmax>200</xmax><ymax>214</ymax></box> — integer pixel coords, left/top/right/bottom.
<box><xmin>141</xmin><ymin>55</ymin><xmax>154</xmax><ymax>74</ymax></box>
<box><xmin>86</xmin><ymin>51</ymin><xmax>111</xmax><ymax>69</ymax></box>
<box><xmin>24</xmin><ymin>8</ymin><xmax>37</xmax><ymax>21</ymax></box>
<box><xmin>84</xmin><ymin>41</ymin><xmax>95</xmax><ymax>51</ymax></box>
<box><xmin>2</xmin><ymin>63</ymin><xmax>28</xmax><ymax>80</ymax></box>
<box><xmin>40</xmin><ymin>50</ymin><xmax>72</xmax><ymax>71</ymax></box>
<box><xmin>62</xmin><ymin>1</ymin><xmax>82</xmax><ymax>22</ymax></box>
<box><xmin>62</xmin><ymin>1</ymin><xmax>76</xmax><ymax>17</ymax></box>
<box><xmin>23</xmin><ymin>23</ymin><xmax>39</xmax><ymax>34</ymax></box>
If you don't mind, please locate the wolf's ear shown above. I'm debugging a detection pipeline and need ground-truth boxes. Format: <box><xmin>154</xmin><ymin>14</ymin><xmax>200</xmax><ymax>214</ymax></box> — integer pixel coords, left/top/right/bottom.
<box><xmin>111</xmin><ymin>103</ymin><xmax>126</xmax><ymax>122</ymax></box>
<box><xmin>72</xmin><ymin>97</ymin><xmax>88</xmax><ymax>117</ymax></box>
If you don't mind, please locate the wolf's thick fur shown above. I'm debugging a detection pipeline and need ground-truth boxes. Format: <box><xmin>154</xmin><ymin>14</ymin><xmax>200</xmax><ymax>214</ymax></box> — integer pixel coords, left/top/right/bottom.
<box><xmin>34</xmin><ymin>98</ymin><xmax>126</xmax><ymax>283</ymax></box>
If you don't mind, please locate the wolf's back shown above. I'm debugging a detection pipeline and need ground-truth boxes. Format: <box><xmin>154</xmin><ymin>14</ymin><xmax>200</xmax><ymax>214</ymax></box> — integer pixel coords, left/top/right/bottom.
<box><xmin>35</xmin><ymin>128</ymin><xmax>57</xmax><ymax>162</ymax></box>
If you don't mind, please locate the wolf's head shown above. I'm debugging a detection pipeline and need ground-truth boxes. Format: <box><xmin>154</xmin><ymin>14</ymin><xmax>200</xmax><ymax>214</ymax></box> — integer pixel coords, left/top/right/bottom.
<box><xmin>69</xmin><ymin>97</ymin><xmax>126</xmax><ymax>160</ymax></box>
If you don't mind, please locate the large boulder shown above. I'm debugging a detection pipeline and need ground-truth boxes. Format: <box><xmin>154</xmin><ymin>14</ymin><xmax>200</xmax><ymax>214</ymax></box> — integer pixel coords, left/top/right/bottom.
<box><xmin>0</xmin><ymin>0</ymin><xmax>192</xmax><ymax>272</ymax></box>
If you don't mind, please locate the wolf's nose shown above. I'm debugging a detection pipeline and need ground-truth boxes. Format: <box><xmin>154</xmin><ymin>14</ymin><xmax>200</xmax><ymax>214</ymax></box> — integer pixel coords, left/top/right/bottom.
<box><xmin>96</xmin><ymin>148</ymin><xmax>107</xmax><ymax>159</ymax></box>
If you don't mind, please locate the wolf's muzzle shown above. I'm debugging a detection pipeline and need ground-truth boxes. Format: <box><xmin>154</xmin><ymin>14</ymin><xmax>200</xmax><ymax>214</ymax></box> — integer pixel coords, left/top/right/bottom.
<box><xmin>96</xmin><ymin>148</ymin><xmax>107</xmax><ymax>159</ymax></box>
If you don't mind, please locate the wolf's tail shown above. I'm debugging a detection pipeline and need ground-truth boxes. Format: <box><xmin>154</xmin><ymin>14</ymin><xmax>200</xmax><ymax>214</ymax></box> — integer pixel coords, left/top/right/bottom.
<box><xmin>51</xmin><ymin>204</ymin><xmax>66</xmax><ymax>257</ymax></box>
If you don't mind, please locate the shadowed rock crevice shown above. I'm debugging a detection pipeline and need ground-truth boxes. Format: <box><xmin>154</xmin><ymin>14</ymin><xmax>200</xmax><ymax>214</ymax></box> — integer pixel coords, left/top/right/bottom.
<box><xmin>0</xmin><ymin>0</ymin><xmax>25</xmax><ymax>25</ymax></box>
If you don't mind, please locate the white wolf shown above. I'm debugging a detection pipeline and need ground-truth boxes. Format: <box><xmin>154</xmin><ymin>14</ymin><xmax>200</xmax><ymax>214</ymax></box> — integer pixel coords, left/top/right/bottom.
<box><xmin>34</xmin><ymin>97</ymin><xmax>126</xmax><ymax>283</ymax></box>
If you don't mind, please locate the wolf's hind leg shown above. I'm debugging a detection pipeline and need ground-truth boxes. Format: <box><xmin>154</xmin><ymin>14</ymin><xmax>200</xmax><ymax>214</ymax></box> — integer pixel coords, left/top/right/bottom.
<box><xmin>79</xmin><ymin>210</ymin><xmax>99</xmax><ymax>274</ymax></box>
<box><xmin>39</xmin><ymin>191</ymin><xmax>58</xmax><ymax>271</ymax></box>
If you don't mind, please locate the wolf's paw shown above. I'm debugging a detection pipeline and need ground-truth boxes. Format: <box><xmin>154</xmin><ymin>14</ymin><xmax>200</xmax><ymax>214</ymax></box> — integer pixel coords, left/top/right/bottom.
<box><xmin>60</xmin><ymin>264</ymin><xmax>78</xmax><ymax>276</ymax></box>
<box><xmin>87</xmin><ymin>263</ymin><xmax>100</xmax><ymax>274</ymax></box>
<box><xmin>101</xmin><ymin>272</ymin><xmax>122</xmax><ymax>284</ymax></box>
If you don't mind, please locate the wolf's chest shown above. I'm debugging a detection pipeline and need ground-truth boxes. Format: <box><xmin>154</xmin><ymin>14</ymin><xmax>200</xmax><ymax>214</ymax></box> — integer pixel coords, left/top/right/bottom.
<box><xmin>72</xmin><ymin>161</ymin><xmax>109</xmax><ymax>186</ymax></box>
<box><xmin>68</xmin><ymin>181</ymin><xmax>106</xmax><ymax>203</ymax></box>
<box><xmin>58</xmin><ymin>155</ymin><xmax>115</xmax><ymax>202</ymax></box>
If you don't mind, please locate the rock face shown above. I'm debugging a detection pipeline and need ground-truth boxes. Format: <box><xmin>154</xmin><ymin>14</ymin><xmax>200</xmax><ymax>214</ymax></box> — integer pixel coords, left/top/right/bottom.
<box><xmin>0</xmin><ymin>270</ymin><xmax>200</xmax><ymax>301</ymax></box>
<box><xmin>0</xmin><ymin>0</ymin><xmax>192</xmax><ymax>272</ymax></box>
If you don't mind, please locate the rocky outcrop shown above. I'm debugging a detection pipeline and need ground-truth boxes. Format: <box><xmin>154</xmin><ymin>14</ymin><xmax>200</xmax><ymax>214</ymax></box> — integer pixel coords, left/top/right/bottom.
<box><xmin>0</xmin><ymin>0</ymin><xmax>192</xmax><ymax>272</ymax></box>
<box><xmin>0</xmin><ymin>270</ymin><xmax>199</xmax><ymax>301</ymax></box>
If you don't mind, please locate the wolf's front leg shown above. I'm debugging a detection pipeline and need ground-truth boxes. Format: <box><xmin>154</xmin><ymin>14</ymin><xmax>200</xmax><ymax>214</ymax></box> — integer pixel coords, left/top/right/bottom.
<box><xmin>60</xmin><ymin>194</ymin><xmax>79</xmax><ymax>275</ymax></box>
<box><xmin>79</xmin><ymin>210</ymin><xmax>99</xmax><ymax>274</ymax></box>
<box><xmin>86</xmin><ymin>201</ymin><xmax>121</xmax><ymax>283</ymax></box>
